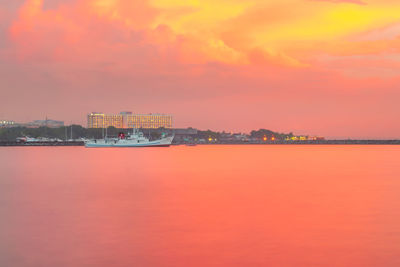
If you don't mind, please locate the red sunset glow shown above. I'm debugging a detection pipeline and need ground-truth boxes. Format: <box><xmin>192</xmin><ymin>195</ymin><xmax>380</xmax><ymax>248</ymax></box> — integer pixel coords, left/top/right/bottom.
<box><xmin>1</xmin><ymin>0</ymin><xmax>400</xmax><ymax>138</ymax></box>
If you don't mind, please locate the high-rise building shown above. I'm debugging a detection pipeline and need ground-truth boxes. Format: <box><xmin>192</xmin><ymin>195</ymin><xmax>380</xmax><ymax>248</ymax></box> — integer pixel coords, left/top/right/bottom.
<box><xmin>127</xmin><ymin>114</ymin><xmax>173</xmax><ymax>129</ymax></box>
<box><xmin>87</xmin><ymin>112</ymin><xmax>105</xmax><ymax>128</ymax></box>
<box><xmin>104</xmin><ymin>114</ymin><xmax>124</xmax><ymax>128</ymax></box>
<box><xmin>87</xmin><ymin>112</ymin><xmax>173</xmax><ymax>129</ymax></box>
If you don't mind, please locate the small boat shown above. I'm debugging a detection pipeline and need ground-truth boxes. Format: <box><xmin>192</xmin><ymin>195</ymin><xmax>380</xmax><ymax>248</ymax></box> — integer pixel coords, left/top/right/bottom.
<box><xmin>16</xmin><ymin>136</ymin><xmax>41</xmax><ymax>143</ymax></box>
<box><xmin>85</xmin><ymin>130</ymin><xmax>174</xmax><ymax>148</ymax></box>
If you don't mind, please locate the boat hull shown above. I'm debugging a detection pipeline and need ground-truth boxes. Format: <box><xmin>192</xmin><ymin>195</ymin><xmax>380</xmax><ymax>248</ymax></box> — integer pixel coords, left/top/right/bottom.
<box><xmin>85</xmin><ymin>136</ymin><xmax>174</xmax><ymax>148</ymax></box>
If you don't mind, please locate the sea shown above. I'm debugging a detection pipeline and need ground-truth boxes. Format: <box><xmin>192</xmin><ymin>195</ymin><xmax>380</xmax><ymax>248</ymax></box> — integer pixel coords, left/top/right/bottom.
<box><xmin>1</xmin><ymin>145</ymin><xmax>400</xmax><ymax>267</ymax></box>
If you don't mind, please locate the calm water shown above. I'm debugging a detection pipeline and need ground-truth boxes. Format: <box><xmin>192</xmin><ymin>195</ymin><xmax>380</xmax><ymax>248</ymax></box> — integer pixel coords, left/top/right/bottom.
<box><xmin>1</xmin><ymin>145</ymin><xmax>400</xmax><ymax>267</ymax></box>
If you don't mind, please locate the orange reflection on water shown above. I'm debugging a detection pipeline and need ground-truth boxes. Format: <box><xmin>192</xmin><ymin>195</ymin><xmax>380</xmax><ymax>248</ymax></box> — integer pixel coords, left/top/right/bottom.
<box><xmin>1</xmin><ymin>145</ymin><xmax>400</xmax><ymax>267</ymax></box>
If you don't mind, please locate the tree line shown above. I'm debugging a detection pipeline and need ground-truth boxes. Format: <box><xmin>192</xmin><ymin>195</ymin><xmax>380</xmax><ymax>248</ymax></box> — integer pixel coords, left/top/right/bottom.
<box><xmin>0</xmin><ymin>126</ymin><xmax>295</xmax><ymax>141</ymax></box>
<box><xmin>0</xmin><ymin>126</ymin><xmax>164</xmax><ymax>141</ymax></box>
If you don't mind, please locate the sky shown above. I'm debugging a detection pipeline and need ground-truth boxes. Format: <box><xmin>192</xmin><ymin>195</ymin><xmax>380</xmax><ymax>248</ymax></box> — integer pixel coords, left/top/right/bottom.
<box><xmin>1</xmin><ymin>0</ymin><xmax>400</xmax><ymax>138</ymax></box>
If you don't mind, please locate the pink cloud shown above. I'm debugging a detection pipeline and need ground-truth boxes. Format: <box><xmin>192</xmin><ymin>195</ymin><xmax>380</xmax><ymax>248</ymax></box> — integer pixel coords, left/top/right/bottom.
<box><xmin>1</xmin><ymin>0</ymin><xmax>400</xmax><ymax>138</ymax></box>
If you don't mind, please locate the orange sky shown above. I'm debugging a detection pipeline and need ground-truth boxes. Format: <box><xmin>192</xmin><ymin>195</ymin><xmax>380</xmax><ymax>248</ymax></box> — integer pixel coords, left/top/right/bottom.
<box><xmin>1</xmin><ymin>0</ymin><xmax>400</xmax><ymax>138</ymax></box>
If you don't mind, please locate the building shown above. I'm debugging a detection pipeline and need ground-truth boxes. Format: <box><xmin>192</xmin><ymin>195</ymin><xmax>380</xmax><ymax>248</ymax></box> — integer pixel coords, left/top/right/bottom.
<box><xmin>87</xmin><ymin>112</ymin><xmax>173</xmax><ymax>129</ymax></box>
<box><xmin>28</xmin><ymin>119</ymin><xmax>65</xmax><ymax>128</ymax></box>
<box><xmin>15</xmin><ymin>119</ymin><xmax>65</xmax><ymax>128</ymax></box>
<box><xmin>126</xmin><ymin>114</ymin><xmax>172</xmax><ymax>129</ymax></box>
<box><xmin>169</xmin><ymin>128</ymin><xmax>198</xmax><ymax>143</ymax></box>
<box><xmin>87</xmin><ymin>113</ymin><xmax>104</xmax><ymax>128</ymax></box>
<box><xmin>104</xmin><ymin>114</ymin><xmax>124</xmax><ymax>128</ymax></box>
<box><xmin>87</xmin><ymin>112</ymin><xmax>124</xmax><ymax>128</ymax></box>
<box><xmin>1</xmin><ymin>118</ymin><xmax>64</xmax><ymax>128</ymax></box>
<box><xmin>0</xmin><ymin>120</ymin><xmax>15</xmax><ymax>127</ymax></box>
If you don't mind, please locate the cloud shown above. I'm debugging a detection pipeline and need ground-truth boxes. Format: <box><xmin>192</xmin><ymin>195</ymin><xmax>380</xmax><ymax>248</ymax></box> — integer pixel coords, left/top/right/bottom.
<box><xmin>1</xmin><ymin>0</ymin><xmax>400</xmax><ymax>137</ymax></box>
<box><xmin>7</xmin><ymin>0</ymin><xmax>400</xmax><ymax>72</ymax></box>
<box><xmin>310</xmin><ymin>0</ymin><xmax>366</xmax><ymax>5</ymax></box>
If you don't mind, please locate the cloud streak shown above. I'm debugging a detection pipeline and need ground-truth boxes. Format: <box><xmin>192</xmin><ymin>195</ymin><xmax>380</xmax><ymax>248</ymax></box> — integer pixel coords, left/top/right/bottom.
<box><xmin>310</xmin><ymin>0</ymin><xmax>366</xmax><ymax>5</ymax></box>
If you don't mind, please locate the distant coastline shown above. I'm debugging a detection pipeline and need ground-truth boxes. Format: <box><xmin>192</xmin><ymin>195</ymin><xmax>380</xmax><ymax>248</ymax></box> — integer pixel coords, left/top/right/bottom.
<box><xmin>1</xmin><ymin>140</ymin><xmax>400</xmax><ymax>147</ymax></box>
<box><xmin>1</xmin><ymin>126</ymin><xmax>398</xmax><ymax>146</ymax></box>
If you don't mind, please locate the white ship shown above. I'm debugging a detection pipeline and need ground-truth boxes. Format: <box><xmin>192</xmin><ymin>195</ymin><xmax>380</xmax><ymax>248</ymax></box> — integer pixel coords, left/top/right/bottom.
<box><xmin>85</xmin><ymin>130</ymin><xmax>174</xmax><ymax>148</ymax></box>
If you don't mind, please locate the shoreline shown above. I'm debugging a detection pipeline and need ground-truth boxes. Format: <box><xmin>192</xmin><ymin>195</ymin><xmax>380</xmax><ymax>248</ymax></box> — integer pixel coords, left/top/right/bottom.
<box><xmin>1</xmin><ymin>140</ymin><xmax>400</xmax><ymax>146</ymax></box>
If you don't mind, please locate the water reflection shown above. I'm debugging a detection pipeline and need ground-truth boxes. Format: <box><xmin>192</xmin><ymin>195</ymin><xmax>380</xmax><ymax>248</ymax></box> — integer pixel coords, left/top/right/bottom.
<box><xmin>1</xmin><ymin>146</ymin><xmax>400</xmax><ymax>267</ymax></box>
